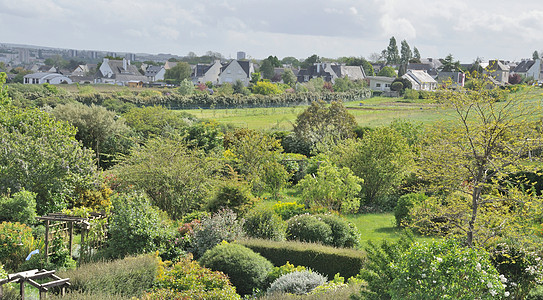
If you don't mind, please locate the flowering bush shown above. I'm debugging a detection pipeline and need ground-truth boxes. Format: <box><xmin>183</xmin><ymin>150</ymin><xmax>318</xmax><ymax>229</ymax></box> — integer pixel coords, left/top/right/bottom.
<box><xmin>192</xmin><ymin>209</ymin><xmax>244</xmax><ymax>257</ymax></box>
<box><xmin>0</xmin><ymin>221</ymin><xmax>38</xmax><ymax>271</ymax></box>
<box><xmin>391</xmin><ymin>239</ymin><xmax>506</xmax><ymax>299</ymax></box>
<box><xmin>273</xmin><ymin>201</ymin><xmax>307</xmax><ymax>220</ymax></box>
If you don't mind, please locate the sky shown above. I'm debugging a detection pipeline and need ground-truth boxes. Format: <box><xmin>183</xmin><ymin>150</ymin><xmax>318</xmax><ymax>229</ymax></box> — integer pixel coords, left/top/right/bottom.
<box><xmin>1</xmin><ymin>0</ymin><xmax>542</xmax><ymax>63</ymax></box>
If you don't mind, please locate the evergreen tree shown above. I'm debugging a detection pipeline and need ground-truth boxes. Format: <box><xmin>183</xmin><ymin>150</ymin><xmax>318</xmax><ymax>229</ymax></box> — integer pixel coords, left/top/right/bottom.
<box><xmin>386</xmin><ymin>37</ymin><xmax>400</xmax><ymax>65</ymax></box>
<box><xmin>400</xmin><ymin>40</ymin><xmax>412</xmax><ymax>66</ymax></box>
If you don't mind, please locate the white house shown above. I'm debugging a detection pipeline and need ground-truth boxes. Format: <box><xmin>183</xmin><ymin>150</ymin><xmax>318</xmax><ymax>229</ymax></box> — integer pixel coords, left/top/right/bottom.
<box><xmin>193</xmin><ymin>60</ymin><xmax>223</xmax><ymax>85</ymax></box>
<box><xmin>97</xmin><ymin>58</ymin><xmax>148</xmax><ymax>86</ymax></box>
<box><xmin>219</xmin><ymin>60</ymin><xmax>254</xmax><ymax>86</ymax></box>
<box><xmin>23</xmin><ymin>73</ymin><xmax>72</xmax><ymax>85</ymax></box>
<box><xmin>402</xmin><ymin>70</ymin><xmax>438</xmax><ymax>91</ymax></box>
<box><xmin>145</xmin><ymin>65</ymin><xmax>166</xmax><ymax>82</ymax></box>
<box><xmin>366</xmin><ymin>76</ymin><xmax>395</xmax><ymax>92</ymax></box>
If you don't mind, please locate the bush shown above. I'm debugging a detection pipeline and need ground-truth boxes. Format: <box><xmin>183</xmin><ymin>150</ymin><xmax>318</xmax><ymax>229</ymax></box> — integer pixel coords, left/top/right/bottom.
<box><xmin>192</xmin><ymin>209</ymin><xmax>244</xmax><ymax>257</ymax></box>
<box><xmin>243</xmin><ymin>207</ymin><xmax>287</xmax><ymax>241</ymax></box>
<box><xmin>151</xmin><ymin>255</ymin><xmax>241</xmax><ymax>299</ymax></box>
<box><xmin>239</xmin><ymin>238</ymin><xmax>365</xmax><ymax>279</ymax></box>
<box><xmin>273</xmin><ymin>201</ymin><xmax>307</xmax><ymax>220</ymax></box>
<box><xmin>106</xmin><ymin>192</ymin><xmax>175</xmax><ymax>259</ymax></box>
<box><xmin>266</xmin><ymin>261</ymin><xmax>307</xmax><ymax>286</ymax></box>
<box><xmin>394</xmin><ymin>192</ymin><xmax>427</xmax><ymax>227</ymax></box>
<box><xmin>0</xmin><ymin>190</ymin><xmax>37</xmax><ymax>224</ymax></box>
<box><xmin>267</xmin><ymin>270</ymin><xmax>327</xmax><ymax>295</ymax></box>
<box><xmin>207</xmin><ymin>180</ymin><xmax>257</xmax><ymax>217</ymax></box>
<box><xmin>528</xmin><ymin>285</ymin><xmax>543</xmax><ymax>300</ymax></box>
<box><xmin>316</xmin><ymin>214</ymin><xmax>360</xmax><ymax>248</ymax></box>
<box><xmin>0</xmin><ymin>221</ymin><xmax>39</xmax><ymax>271</ymax></box>
<box><xmin>199</xmin><ymin>242</ymin><xmax>273</xmax><ymax>295</ymax></box>
<box><xmin>390</xmin><ymin>239</ymin><xmax>506</xmax><ymax>299</ymax></box>
<box><xmin>58</xmin><ymin>254</ymin><xmax>160</xmax><ymax>298</ymax></box>
<box><xmin>286</xmin><ymin>214</ymin><xmax>332</xmax><ymax>245</ymax></box>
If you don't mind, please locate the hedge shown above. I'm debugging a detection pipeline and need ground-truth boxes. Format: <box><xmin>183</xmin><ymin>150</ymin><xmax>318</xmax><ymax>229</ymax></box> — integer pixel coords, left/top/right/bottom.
<box><xmin>237</xmin><ymin>238</ymin><xmax>366</xmax><ymax>280</ymax></box>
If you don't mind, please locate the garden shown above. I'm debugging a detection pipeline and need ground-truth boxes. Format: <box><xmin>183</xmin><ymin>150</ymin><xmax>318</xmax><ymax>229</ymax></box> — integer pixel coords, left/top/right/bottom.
<box><xmin>1</xmin><ymin>72</ymin><xmax>543</xmax><ymax>299</ymax></box>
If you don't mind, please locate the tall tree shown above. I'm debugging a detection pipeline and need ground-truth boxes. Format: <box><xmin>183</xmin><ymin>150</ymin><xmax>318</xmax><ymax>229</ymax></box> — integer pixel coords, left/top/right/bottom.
<box><xmin>414</xmin><ymin>77</ymin><xmax>543</xmax><ymax>247</ymax></box>
<box><xmin>301</xmin><ymin>54</ymin><xmax>320</xmax><ymax>69</ymax></box>
<box><xmin>533</xmin><ymin>50</ymin><xmax>540</xmax><ymax>60</ymax></box>
<box><xmin>413</xmin><ymin>47</ymin><xmax>421</xmax><ymax>60</ymax></box>
<box><xmin>164</xmin><ymin>62</ymin><xmax>192</xmax><ymax>84</ymax></box>
<box><xmin>400</xmin><ymin>40</ymin><xmax>412</xmax><ymax>66</ymax></box>
<box><xmin>386</xmin><ymin>36</ymin><xmax>400</xmax><ymax>65</ymax></box>
<box><xmin>259</xmin><ymin>59</ymin><xmax>275</xmax><ymax>80</ymax></box>
<box><xmin>281</xmin><ymin>56</ymin><xmax>300</xmax><ymax>68</ymax></box>
<box><xmin>281</xmin><ymin>69</ymin><xmax>297</xmax><ymax>86</ymax></box>
<box><xmin>439</xmin><ymin>54</ymin><xmax>462</xmax><ymax>72</ymax></box>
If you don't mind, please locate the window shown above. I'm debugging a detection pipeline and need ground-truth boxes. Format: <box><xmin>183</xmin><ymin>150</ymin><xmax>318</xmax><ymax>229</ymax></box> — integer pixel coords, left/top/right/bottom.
<box><xmin>376</xmin><ymin>83</ymin><xmax>381</xmax><ymax>87</ymax></box>
<box><xmin>385</xmin><ymin>84</ymin><xmax>390</xmax><ymax>87</ymax></box>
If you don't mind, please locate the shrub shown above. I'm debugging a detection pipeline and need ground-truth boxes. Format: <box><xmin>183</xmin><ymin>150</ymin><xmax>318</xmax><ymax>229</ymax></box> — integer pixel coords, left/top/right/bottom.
<box><xmin>266</xmin><ymin>261</ymin><xmax>307</xmax><ymax>286</ymax></box>
<box><xmin>199</xmin><ymin>242</ymin><xmax>273</xmax><ymax>295</ymax></box>
<box><xmin>106</xmin><ymin>192</ymin><xmax>175</xmax><ymax>259</ymax></box>
<box><xmin>273</xmin><ymin>201</ymin><xmax>307</xmax><ymax>220</ymax></box>
<box><xmin>239</xmin><ymin>238</ymin><xmax>365</xmax><ymax>279</ymax></box>
<box><xmin>528</xmin><ymin>285</ymin><xmax>543</xmax><ymax>300</ymax></box>
<box><xmin>58</xmin><ymin>254</ymin><xmax>160</xmax><ymax>298</ymax></box>
<box><xmin>243</xmin><ymin>207</ymin><xmax>287</xmax><ymax>241</ymax></box>
<box><xmin>151</xmin><ymin>255</ymin><xmax>240</xmax><ymax>299</ymax></box>
<box><xmin>0</xmin><ymin>221</ymin><xmax>39</xmax><ymax>271</ymax></box>
<box><xmin>206</xmin><ymin>180</ymin><xmax>257</xmax><ymax>217</ymax></box>
<box><xmin>0</xmin><ymin>190</ymin><xmax>37</xmax><ymax>225</ymax></box>
<box><xmin>286</xmin><ymin>214</ymin><xmax>332</xmax><ymax>245</ymax></box>
<box><xmin>192</xmin><ymin>209</ymin><xmax>244</xmax><ymax>257</ymax></box>
<box><xmin>390</xmin><ymin>239</ymin><xmax>506</xmax><ymax>299</ymax></box>
<box><xmin>267</xmin><ymin>270</ymin><xmax>327</xmax><ymax>295</ymax></box>
<box><xmin>316</xmin><ymin>214</ymin><xmax>360</xmax><ymax>248</ymax></box>
<box><xmin>394</xmin><ymin>192</ymin><xmax>427</xmax><ymax>227</ymax></box>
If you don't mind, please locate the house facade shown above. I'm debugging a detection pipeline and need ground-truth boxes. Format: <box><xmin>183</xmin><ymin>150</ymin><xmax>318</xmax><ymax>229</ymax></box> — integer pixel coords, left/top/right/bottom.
<box><xmin>484</xmin><ymin>60</ymin><xmax>510</xmax><ymax>85</ymax></box>
<box><xmin>193</xmin><ymin>60</ymin><xmax>223</xmax><ymax>85</ymax></box>
<box><xmin>23</xmin><ymin>73</ymin><xmax>73</xmax><ymax>84</ymax></box>
<box><xmin>218</xmin><ymin>60</ymin><xmax>254</xmax><ymax>86</ymax></box>
<box><xmin>297</xmin><ymin>63</ymin><xmax>366</xmax><ymax>83</ymax></box>
<box><xmin>366</xmin><ymin>76</ymin><xmax>395</xmax><ymax>92</ymax></box>
<box><xmin>97</xmin><ymin>58</ymin><xmax>148</xmax><ymax>86</ymax></box>
<box><xmin>402</xmin><ymin>70</ymin><xmax>438</xmax><ymax>91</ymax></box>
<box><xmin>145</xmin><ymin>65</ymin><xmax>166</xmax><ymax>82</ymax></box>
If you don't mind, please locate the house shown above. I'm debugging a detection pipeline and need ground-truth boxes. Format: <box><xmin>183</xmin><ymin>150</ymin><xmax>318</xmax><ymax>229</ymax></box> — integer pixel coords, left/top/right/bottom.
<box><xmin>72</xmin><ymin>64</ymin><xmax>96</xmax><ymax>77</ymax></box>
<box><xmin>164</xmin><ymin>61</ymin><xmax>179</xmax><ymax>70</ymax></box>
<box><xmin>366</xmin><ymin>76</ymin><xmax>395</xmax><ymax>92</ymax></box>
<box><xmin>402</xmin><ymin>70</ymin><xmax>438</xmax><ymax>91</ymax></box>
<box><xmin>145</xmin><ymin>65</ymin><xmax>166</xmax><ymax>82</ymax></box>
<box><xmin>23</xmin><ymin>72</ymin><xmax>72</xmax><ymax>85</ymax></box>
<box><xmin>96</xmin><ymin>58</ymin><xmax>148</xmax><ymax>86</ymax></box>
<box><xmin>218</xmin><ymin>60</ymin><xmax>254</xmax><ymax>86</ymax></box>
<box><xmin>192</xmin><ymin>60</ymin><xmax>223</xmax><ymax>85</ymax></box>
<box><xmin>484</xmin><ymin>60</ymin><xmax>510</xmax><ymax>86</ymax></box>
<box><xmin>297</xmin><ymin>63</ymin><xmax>366</xmax><ymax>83</ymax></box>
<box><xmin>437</xmin><ymin>71</ymin><xmax>465</xmax><ymax>88</ymax></box>
<box><xmin>512</xmin><ymin>59</ymin><xmax>542</xmax><ymax>82</ymax></box>
<box><xmin>407</xmin><ymin>63</ymin><xmax>438</xmax><ymax>77</ymax></box>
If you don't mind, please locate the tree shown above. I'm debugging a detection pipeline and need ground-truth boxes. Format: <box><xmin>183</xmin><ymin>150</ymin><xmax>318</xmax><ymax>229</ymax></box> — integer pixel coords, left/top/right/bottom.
<box><xmin>377</xmin><ymin>66</ymin><xmax>396</xmax><ymax>77</ymax></box>
<box><xmin>281</xmin><ymin>56</ymin><xmax>301</xmax><ymax>68</ymax></box>
<box><xmin>439</xmin><ymin>54</ymin><xmax>462</xmax><ymax>72</ymax></box>
<box><xmin>177</xmin><ymin>78</ymin><xmax>194</xmax><ymax>95</ymax></box>
<box><xmin>292</xmin><ymin>100</ymin><xmax>357</xmax><ymax>155</ymax></box>
<box><xmin>164</xmin><ymin>62</ymin><xmax>192</xmax><ymax>84</ymax></box>
<box><xmin>301</xmin><ymin>54</ymin><xmax>320</xmax><ymax>69</ymax></box>
<box><xmin>259</xmin><ymin>59</ymin><xmax>275</xmax><ymax>80</ymax></box>
<box><xmin>400</xmin><ymin>40</ymin><xmax>412</xmax><ymax>66</ymax></box>
<box><xmin>0</xmin><ymin>105</ymin><xmax>98</xmax><ymax>215</ymax></box>
<box><xmin>52</xmin><ymin>103</ymin><xmax>133</xmax><ymax>169</ymax></box>
<box><xmin>414</xmin><ymin>76</ymin><xmax>543</xmax><ymax>247</ymax></box>
<box><xmin>533</xmin><ymin>50</ymin><xmax>540</xmax><ymax>60</ymax></box>
<box><xmin>250</xmin><ymin>72</ymin><xmax>261</xmax><ymax>84</ymax></box>
<box><xmin>123</xmin><ymin>106</ymin><xmax>194</xmax><ymax>139</ymax></box>
<box><xmin>330</xmin><ymin>127</ymin><xmax>413</xmax><ymax>207</ymax></box>
<box><xmin>281</xmin><ymin>69</ymin><xmax>297</xmax><ymax>86</ymax></box>
<box><xmin>386</xmin><ymin>36</ymin><xmax>400</xmax><ymax>65</ymax></box>
<box><xmin>251</xmin><ymin>81</ymin><xmax>282</xmax><ymax>95</ymax></box>
<box><xmin>340</xmin><ymin>57</ymin><xmax>375</xmax><ymax>76</ymax></box>
<box><xmin>413</xmin><ymin>47</ymin><xmax>421</xmax><ymax>60</ymax></box>
<box><xmin>0</xmin><ymin>72</ymin><xmax>9</xmax><ymax>105</ymax></box>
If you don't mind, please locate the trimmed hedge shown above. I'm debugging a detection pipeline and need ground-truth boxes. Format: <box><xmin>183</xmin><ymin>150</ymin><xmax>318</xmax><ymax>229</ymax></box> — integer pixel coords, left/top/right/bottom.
<box><xmin>237</xmin><ymin>238</ymin><xmax>365</xmax><ymax>280</ymax></box>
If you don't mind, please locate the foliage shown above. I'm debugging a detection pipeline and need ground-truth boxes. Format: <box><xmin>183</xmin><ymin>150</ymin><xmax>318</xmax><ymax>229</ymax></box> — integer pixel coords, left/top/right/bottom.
<box><xmin>199</xmin><ymin>242</ymin><xmax>273</xmax><ymax>295</ymax></box>
<box><xmin>489</xmin><ymin>242</ymin><xmax>543</xmax><ymax>299</ymax></box>
<box><xmin>183</xmin><ymin>120</ymin><xmax>223</xmax><ymax>152</ymax></box>
<box><xmin>331</xmin><ymin>127</ymin><xmax>412</xmax><ymax>208</ymax></box>
<box><xmin>273</xmin><ymin>201</ymin><xmax>307</xmax><ymax>220</ymax></box>
<box><xmin>316</xmin><ymin>214</ymin><xmax>360</xmax><ymax>248</ymax></box>
<box><xmin>59</xmin><ymin>254</ymin><xmax>159</xmax><ymax>298</ymax></box>
<box><xmin>385</xmin><ymin>36</ymin><xmax>400</xmax><ymax>65</ymax></box>
<box><xmin>400</xmin><ymin>40</ymin><xmax>412</xmax><ymax>66</ymax></box>
<box><xmin>252</xmin><ymin>81</ymin><xmax>283</xmax><ymax>95</ymax></box>
<box><xmin>0</xmin><ymin>222</ymin><xmax>38</xmax><ymax>271</ymax></box>
<box><xmin>528</xmin><ymin>285</ymin><xmax>543</xmax><ymax>300</ymax></box>
<box><xmin>48</xmin><ymin>235</ymin><xmax>77</xmax><ymax>270</ymax></box>
<box><xmin>106</xmin><ymin>192</ymin><xmax>174</xmax><ymax>258</ymax></box>
<box><xmin>282</xmin><ymin>69</ymin><xmax>297</xmax><ymax>86</ymax></box>
<box><xmin>239</xmin><ymin>238</ymin><xmax>365</xmax><ymax>279</ymax></box>
<box><xmin>418</xmin><ymin>77</ymin><xmax>543</xmax><ymax>246</ymax></box>
<box><xmin>150</xmin><ymin>255</ymin><xmax>240</xmax><ymax>299</ymax></box>
<box><xmin>0</xmin><ymin>72</ymin><xmax>9</xmax><ymax>105</ymax></box>
<box><xmin>164</xmin><ymin>62</ymin><xmax>192</xmax><ymax>84</ymax></box>
<box><xmin>377</xmin><ymin>66</ymin><xmax>396</xmax><ymax>78</ymax></box>
<box><xmin>122</xmin><ymin>106</ymin><xmax>195</xmax><ymax>139</ymax></box>
<box><xmin>192</xmin><ymin>209</ymin><xmax>244</xmax><ymax>257</ymax></box>
<box><xmin>357</xmin><ymin>233</ymin><xmax>413</xmax><ymax>300</ymax></box>
<box><xmin>260</xmin><ymin>59</ymin><xmax>275</xmax><ymax>80</ymax></box>
<box><xmin>266</xmin><ymin>261</ymin><xmax>307</xmax><ymax>286</ymax></box>
<box><xmin>267</xmin><ymin>270</ymin><xmax>327</xmax><ymax>295</ymax></box>
<box><xmin>206</xmin><ymin>178</ymin><xmax>257</xmax><ymax>216</ymax></box>
<box><xmin>0</xmin><ymin>189</ymin><xmax>37</xmax><ymax>224</ymax></box>
<box><xmin>292</xmin><ymin>100</ymin><xmax>357</xmax><ymax>155</ymax></box>
<box><xmin>0</xmin><ymin>104</ymin><xmax>98</xmax><ymax>215</ymax></box>
<box><xmin>390</xmin><ymin>239</ymin><xmax>506</xmax><ymax>299</ymax></box>
<box><xmin>177</xmin><ymin>78</ymin><xmax>194</xmax><ymax>95</ymax></box>
<box><xmin>438</xmin><ymin>54</ymin><xmax>462</xmax><ymax>72</ymax></box>
<box><xmin>297</xmin><ymin>161</ymin><xmax>362</xmax><ymax>213</ymax></box>
<box><xmin>286</xmin><ymin>214</ymin><xmax>333</xmax><ymax>245</ymax></box>
<box><xmin>110</xmin><ymin>137</ymin><xmax>221</xmax><ymax>220</ymax></box>
<box><xmin>262</xmin><ymin>160</ymin><xmax>290</xmax><ymax>200</ymax></box>
<box><xmin>394</xmin><ymin>192</ymin><xmax>427</xmax><ymax>227</ymax></box>
<box><xmin>73</xmin><ymin>182</ymin><xmax>112</xmax><ymax>212</ymax></box>
<box><xmin>243</xmin><ymin>207</ymin><xmax>287</xmax><ymax>241</ymax></box>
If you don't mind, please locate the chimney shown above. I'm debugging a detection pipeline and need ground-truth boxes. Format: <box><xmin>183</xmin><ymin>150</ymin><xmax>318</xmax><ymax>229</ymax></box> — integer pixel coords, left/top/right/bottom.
<box><xmin>123</xmin><ymin>58</ymin><xmax>128</xmax><ymax>71</ymax></box>
<box><xmin>317</xmin><ymin>63</ymin><xmax>320</xmax><ymax>73</ymax></box>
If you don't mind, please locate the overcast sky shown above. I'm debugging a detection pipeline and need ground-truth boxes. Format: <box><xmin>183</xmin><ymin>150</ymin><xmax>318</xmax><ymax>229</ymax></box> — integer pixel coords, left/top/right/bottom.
<box><xmin>1</xmin><ymin>0</ymin><xmax>542</xmax><ymax>63</ymax></box>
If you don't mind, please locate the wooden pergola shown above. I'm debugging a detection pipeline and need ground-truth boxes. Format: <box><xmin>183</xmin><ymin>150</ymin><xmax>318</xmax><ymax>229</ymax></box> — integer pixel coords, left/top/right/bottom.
<box><xmin>35</xmin><ymin>212</ymin><xmax>107</xmax><ymax>262</ymax></box>
<box><xmin>0</xmin><ymin>269</ymin><xmax>70</xmax><ymax>300</ymax></box>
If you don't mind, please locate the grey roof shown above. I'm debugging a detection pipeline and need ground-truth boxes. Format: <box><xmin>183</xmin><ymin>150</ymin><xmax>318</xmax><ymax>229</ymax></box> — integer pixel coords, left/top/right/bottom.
<box><xmin>24</xmin><ymin>72</ymin><xmax>70</xmax><ymax>80</ymax></box>
<box><xmin>367</xmin><ymin>76</ymin><xmax>395</xmax><ymax>83</ymax></box>
<box><xmin>513</xmin><ymin>60</ymin><xmax>535</xmax><ymax>73</ymax></box>
<box><xmin>145</xmin><ymin>65</ymin><xmax>163</xmax><ymax>77</ymax></box>
<box><xmin>115</xmin><ymin>74</ymin><xmax>148</xmax><ymax>82</ymax></box>
<box><xmin>487</xmin><ymin>60</ymin><xmax>510</xmax><ymax>71</ymax></box>
<box><xmin>404</xmin><ymin>70</ymin><xmax>437</xmax><ymax>83</ymax></box>
<box><xmin>106</xmin><ymin>60</ymin><xmax>141</xmax><ymax>75</ymax></box>
<box><xmin>221</xmin><ymin>60</ymin><xmax>251</xmax><ymax>77</ymax></box>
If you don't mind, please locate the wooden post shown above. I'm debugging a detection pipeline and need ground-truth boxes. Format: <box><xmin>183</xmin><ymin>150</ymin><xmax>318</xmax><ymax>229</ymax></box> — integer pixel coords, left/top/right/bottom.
<box><xmin>80</xmin><ymin>226</ymin><xmax>86</xmax><ymax>263</ymax></box>
<box><xmin>19</xmin><ymin>280</ymin><xmax>25</xmax><ymax>299</ymax></box>
<box><xmin>68</xmin><ymin>221</ymin><xmax>73</xmax><ymax>257</ymax></box>
<box><xmin>40</xmin><ymin>289</ymin><xmax>47</xmax><ymax>300</ymax></box>
<box><xmin>44</xmin><ymin>220</ymin><xmax>50</xmax><ymax>263</ymax></box>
